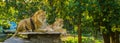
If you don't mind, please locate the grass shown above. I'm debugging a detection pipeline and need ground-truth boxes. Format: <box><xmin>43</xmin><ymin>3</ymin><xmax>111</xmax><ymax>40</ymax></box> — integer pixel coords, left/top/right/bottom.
<box><xmin>61</xmin><ymin>35</ymin><xmax>103</xmax><ymax>43</ymax></box>
<box><xmin>0</xmin><ymin>34</ymin><xmax>12</xmax><ymax>42</ymax></box>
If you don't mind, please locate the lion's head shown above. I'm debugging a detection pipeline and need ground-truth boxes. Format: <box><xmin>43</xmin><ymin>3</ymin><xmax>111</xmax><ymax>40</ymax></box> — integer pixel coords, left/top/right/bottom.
<box><xmin>32</xmin><ymin>10</ymin><xmax>46</xmax><ymax>23</ymax></box>
<box><xmin>52</xmin><ymin>18</ymin><xmax>64</xmax><ymax>29</ymax></box>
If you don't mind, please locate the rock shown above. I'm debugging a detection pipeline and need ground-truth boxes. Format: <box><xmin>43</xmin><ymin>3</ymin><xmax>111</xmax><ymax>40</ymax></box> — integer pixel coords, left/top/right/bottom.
<box><xmin>3</xmin><ymin>37</ymin><xmax>30</xmax><ymax>43</ymax></box>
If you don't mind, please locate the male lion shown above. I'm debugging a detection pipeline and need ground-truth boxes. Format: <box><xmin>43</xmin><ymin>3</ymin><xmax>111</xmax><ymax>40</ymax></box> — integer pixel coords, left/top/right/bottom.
<box><xmin>11</xmin><ymin>10</ymin><xmax>47</xmax><ymax>37</ymax></box>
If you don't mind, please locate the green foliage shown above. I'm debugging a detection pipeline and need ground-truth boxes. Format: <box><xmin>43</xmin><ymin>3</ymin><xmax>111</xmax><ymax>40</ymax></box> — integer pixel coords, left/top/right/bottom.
<box><xmin>80</xmin><ymin>0</ymin><xmax>120</xmax><ymax>33</ymax></box>
<box><xmin>0</xmin><ymin>0</ymin><xmax>120</xmax><ymax>42</ymax></box>
<box><xmin>62</xmin><ymin>36</ymin><xmax>103</xmax><ymax>43</ymax></box>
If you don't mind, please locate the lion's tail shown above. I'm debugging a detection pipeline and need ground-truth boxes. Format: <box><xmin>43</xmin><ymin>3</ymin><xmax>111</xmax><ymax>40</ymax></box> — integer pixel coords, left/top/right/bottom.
<box><xmin>10</xmin><ymin>30</ymin><xmax>18</xmax><ymax>38</ymax></box>
<box><xmin>10</xmin><ymin>25</ymin><xmax>19</xmax><ymax>38</ymax></box>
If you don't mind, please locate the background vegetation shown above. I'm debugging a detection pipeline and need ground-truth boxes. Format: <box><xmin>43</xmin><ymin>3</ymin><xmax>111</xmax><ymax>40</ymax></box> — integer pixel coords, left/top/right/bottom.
<box><xmin>0</xmin><ymin>0</ymin><xmax>120</xmax><ymax>43</ymax></box>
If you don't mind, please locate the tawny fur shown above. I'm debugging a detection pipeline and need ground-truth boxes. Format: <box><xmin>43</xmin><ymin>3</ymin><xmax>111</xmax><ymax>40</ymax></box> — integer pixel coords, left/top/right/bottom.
<box><xmin>11</xmin><ymin>10</ymin><xmax>47</xmax><ymax>37</ymax></box>
<box><xmin>45</xmin><ymin>18</ymin><xmax>67</xmax><ymax>34</ymax></box>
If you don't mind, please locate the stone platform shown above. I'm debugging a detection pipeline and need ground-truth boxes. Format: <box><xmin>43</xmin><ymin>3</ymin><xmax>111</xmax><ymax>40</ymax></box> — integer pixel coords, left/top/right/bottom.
<box><xmin>19</xmin><ymin>32</ymin><xmax>62</xmax><ymax>43</ymax></box>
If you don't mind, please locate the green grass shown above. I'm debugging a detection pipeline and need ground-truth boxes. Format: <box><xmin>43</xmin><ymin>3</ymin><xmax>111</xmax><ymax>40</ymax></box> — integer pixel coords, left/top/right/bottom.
<box><xmin>0</xmin><ymin>34</ymin><xmax>12</xmax><ymax>42</ymax></box>
<box><xmin>0</xmin><ymin>37</ymin><xmax>7</xmax><ymax>42</ymax></box>
<box><xmin>62</xmin><ymin>36</ymin><xmax>103</xmax><ymax>43</ymax></box>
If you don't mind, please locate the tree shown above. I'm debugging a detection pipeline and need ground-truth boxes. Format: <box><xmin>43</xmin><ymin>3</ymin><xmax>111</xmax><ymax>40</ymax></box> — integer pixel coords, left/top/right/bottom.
<box><xmin>80</xmin><ymin>0</ymin><xmax>120</xmax><ymax>43</ymax></box>
<box><xmin>98</xmin><ymin>0</ymin><xmax>120</xmax><ymax>43</ymax></box>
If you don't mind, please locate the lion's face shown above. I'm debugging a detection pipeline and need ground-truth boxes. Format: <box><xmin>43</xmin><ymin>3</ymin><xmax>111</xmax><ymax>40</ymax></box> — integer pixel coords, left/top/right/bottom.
<box><xmin>38</xmin><ymin>11</ymin><xmax>46</xmax><ymax>23</ymax></box>
<box><xmin>33</xmin><ymin>10</ymin><xmax>46</xmax><ymax>23</ymax></box>
<box><xmin>53</xmin><ymin>18</ymin><xmax>64</xmax><ymax>29</ymax></box>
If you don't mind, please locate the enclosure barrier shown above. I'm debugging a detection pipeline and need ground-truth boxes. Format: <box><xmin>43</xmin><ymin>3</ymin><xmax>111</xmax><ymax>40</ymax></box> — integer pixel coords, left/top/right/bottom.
<box><xmin>19</xmin><ymin>32</ymin><xmax>62</xmax><ymax>43</ymax></box>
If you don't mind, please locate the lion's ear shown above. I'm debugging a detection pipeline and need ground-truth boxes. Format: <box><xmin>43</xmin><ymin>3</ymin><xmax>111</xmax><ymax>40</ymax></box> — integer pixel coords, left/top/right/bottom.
<box><xmin>31</xmin><ymin>13</ymin><xmax>34</xmax><ymax>17</ymax></box>
<box><xmin>55</xmin><ymin>18</ymin><xmax>57</xmax><ymax>21</ymax></box>
<box><xmin>33</xmin><ymin>10</ymin><xmax>42</xmax><ymax>16</ymax></box>
<box><xmin>55</xmin><ymin>18</ymin><xmax>63</xmax><ymax>21</ymax></box>
<box><xmin>55</xmin><ymin>18</ymin><xmax>59</xmax><ymax>21</ymax></box>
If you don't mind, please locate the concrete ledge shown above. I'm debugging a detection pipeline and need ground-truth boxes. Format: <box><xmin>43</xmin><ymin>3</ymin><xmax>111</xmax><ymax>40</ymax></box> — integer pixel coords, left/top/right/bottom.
<box><xmin>18</xmin><ymin>32</ymin><xmax>61</xmax><ymax>34</ymax></box>
<box><xmin>18</xmin><ymin>32</ymin><xmax>62</xmax><ymax>43</ymax></box>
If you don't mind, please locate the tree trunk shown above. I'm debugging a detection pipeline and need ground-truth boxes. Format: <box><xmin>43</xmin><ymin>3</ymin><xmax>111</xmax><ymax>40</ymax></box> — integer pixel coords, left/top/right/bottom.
<box><xmin>115</xmin><ymin>31</ymin><xmax>119</xmax><ymax>43</ymax></box>
<box><xmin>78</xmin><ymin>24</ymin><xmax>82</xmax><ymax>43</ymax></box>
<box><xmin>110</xmin><ymin>32</ymin><xmax>114</xmax><ymax>43</ymax></box>
<box><xmin>110</xmin><ymin>31</ymin><xmax>119</xmax><ymax>43</ymax></box>
<box><xmin>78</xmin><ymin>6</ymin><xmax>82</xmax><ymax>43</ymax></box>
<box><xmin>102</xmin><ymin>33</ymin><xmax>110</xmax><ymax>43</ymax></box>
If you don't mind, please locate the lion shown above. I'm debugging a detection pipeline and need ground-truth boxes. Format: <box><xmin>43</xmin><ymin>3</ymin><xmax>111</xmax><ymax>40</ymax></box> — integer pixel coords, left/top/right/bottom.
<box><xmin>11</xmin><ymin>10</ymin><xmax>48</xmax><ymax>37</ymax></box>
<box><xmin>52</xmin><ymin>18</ymin><xmax>67</xmax><ymax>34</ymax></box>
<box><xmin>45</xmin><ymin>18</ymin><xmax>67</xmax><ymax>35</ymax></box>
